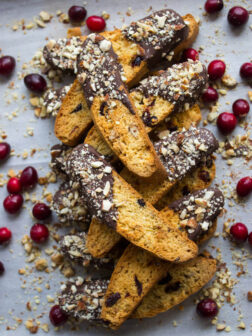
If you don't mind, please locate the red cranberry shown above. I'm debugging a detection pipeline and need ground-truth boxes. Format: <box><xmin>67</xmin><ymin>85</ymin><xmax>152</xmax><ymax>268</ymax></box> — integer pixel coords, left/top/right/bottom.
<box><xmin>230</xmin><ymin>222</ymin><xmax>248</xmax><ymax>243</ymax></box>
<box><xmin>24</xmin><ymin>74</ymin><xmax>47</xmax><ymax>93</ymax></box>
<box><xmin>68</xmin><ymin>5</ymin><xmax>87</xmax><ymax>23</ymax></box>
<box><xmin>228</xmin><ymin>6</ymin><xmax>249</xmax><ymax>27</ymax></box>
<box><xmin>205</xmin><ymin>0</ymin><xmax>223</xmax><ymax>14</ymax></box>
<box><xmin>202</xmin><ymin>87</ymin><xmax>219</xmax><ymax>103</ymax></box>
<box><xmin>20</xmin><ymin>166</ymin><xmax>38</xmax><ymax>189</ymax></box>
<box><xmin>197</xmin><ymin>298</ymin><xmax>218</xmax><ymax>318</ymax></box>
<box><xmin>217</xmin><ymin>112</ymin><xmax>237</xmax><ymax>135</ymax></box>
<box><xmin>232</xmin><ymin>99</ymin><xmax>250</xmax><ymax>118</ymax></box>
<box><xmin>0</xmin><ymin>56</ymin><xmax>16</xmax><ymax>76</ymax></box>
<box><xmin>183</xmin><ymin>48</ymin><xmax>199</xmax><ymax>61</ymax></box>
<box><xmin>248</xmin><ymin>232</ymin><xmax>252</xmax><ymax>247</ymax></box>
<box><xmin>0</xmin><ymin>261</ymin><xmax>5</xmax><ymax>275</ymax></box>
<box><xmin>0</xmin><ymin>142</ymin><xmax>11</xmax><ymax>161</ymax></box>
<box><xmin>236</xmin><ymin>176</ymin><xmax>252</xmax><ymax>197</ymax></box>
<box><xmin>0</xmin><ymin>227</ymin><xmax>12</xmax><ymax>244</ymax></box>
<box><xmin>208</xmin><ymin>60</ymin><xmax>226</xmax><ymax>80</ymax></box>
<box><xmin>33</xmin><ymin>203</ymin><xmax>51</xmax><ymax>220</ymax></box>
<box><xmin>30</xmin><ymin>224</ymin><xmax>49</xmax><ymax>243</ymax></box>
<box><xmin>86</xmin><ymin>16</ymin><xmax>106</xmax><ymax>32</ymax></box>
<box><xmin>7</xmin><ymin>177</ymin><xmax>22</xmax><ymax>194</ymax></box>
<box><xmin>3</xmin><ymin>194</ymin><xmax>23</xmax><ymax>214</ymax></box>
<box><xmin>49</xmin><ymin>305</ymin><xmax>68</xmax><ymax>326</ymax></box>
<box><xmin>240</xmin><ymin>62</ymin><xmax>252</xmax><ymax>80</ymax></box>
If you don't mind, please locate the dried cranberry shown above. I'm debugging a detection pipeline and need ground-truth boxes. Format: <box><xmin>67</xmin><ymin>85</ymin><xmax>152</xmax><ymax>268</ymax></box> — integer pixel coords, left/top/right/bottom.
<box><xmin>197</xmin><ymin>298</ymin><xmax>218</xmax><ymax>318</ymax></box>
<box><xmin>248</xmin><ymin>232</ymin><xmax>252</xmax><ymax>247</ymax></box>
<box><xmin>7</xmin><ymin>177</ymin><xmax>22</xmax><ymax>194</ymax></box>
<box><xmin>183</xmin><ymin>48</ymin><xmax>199</xmax><ymax>61</ymax></box>
<box><xmin>236</xmin><ymin>176</ymin><xmax>252</xmax><ymax>197</ymax></box>
<box><xmin>0</xmin><ymin>261</ymin><xmax>5</xmax><ymax>275</ymax></box>
<box><xmin>232</xmin><ymin>99</ymin><xmax>250</xmax><ymax>118</ymax></box>
<box><xmin>217</xmin><ymin>112</ymin><xmax>237</xmax><ymax>135</ymax></box>
<box><xmin>68</xmin><ymin>5</ymin><xmax>87</xmax><ymax>23</ymax></box>
<box><xmin>202</xmin><ymin>87</ymin><xmax>219</xmax><ymax>103</ymax></box>
<box><xmin>20</xmin><ymin>166</ymin><xmax>38</xmax><ymax>189</ymax></box>
<box><xmin>49</xmin><ymin>305</ymin><xmax>68</xmax><ymax>326</ymax></box>
<box><xmin>0</xmin><ymin>56</ymin><xmax>16</xmax><ymax>76</ymax></box>
<box><xmin>24</xmin><ymin>74</ymin><xmax>47</xmax><ymax>93</ymax></box>
<box><xmin>30</xmin><ymin>224</ymin><xmax>49</xmax><ymax>244</ymax></box>
<box><xmin>0</xmin><ymin>142</ymin><xmax>11</xmax><ymax>161</ymax></box>
<box><xmin>208</xmin><ymin>60</ymin><xmax>226</xmax><ymax>80</ymax></box>
<box><xmin>240</xmin><ymin>62</ymin><xmax>252</xmax><ymax>80</ymax></box>
<box><xmin>32</xmin><ymin>203</ymin><xmax>51</xmax><ymax>220</ymax></box>
<box><xmin>0</xmin><ymin>227</ymin><xmax>12</xmax><ymax>244</ymax></box>
<box><xmin>230</xmin><ymin>222</ymin><xmax>248</xmax><ymax>243</ymax></box>
<box><xmin>86</xmin><ymin>16</ymin><xmax>106</xmax><ymax>32</ymax></box>
<box><xmin>228</xmin><ymin>6</ymin><xmax>249</xmax><ymax>27</ymax></box>
<box><xmin>132</xmin><ymin>55</ymin><xmax>144</xmax><ymax>67</ymax></box>
<box><xmin>3</xmin><ymin>194</ymin><xmax>23</xmax><ymax>214</ymax></box>
<box><xmin>204</xmin><ymin>0</ymin><xmax>223</xmax><ymax>13</ymax></box>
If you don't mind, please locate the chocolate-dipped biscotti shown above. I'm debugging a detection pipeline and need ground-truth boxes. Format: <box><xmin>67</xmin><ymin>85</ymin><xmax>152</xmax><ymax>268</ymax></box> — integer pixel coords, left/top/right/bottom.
<box><xmin>65</xmin><ymin>144</ymin><xmax>198</xmax><ymax>262</ymax></box>
<box><xmin>52</xmin><ymin>10</ymin><xmax>198</xmax><ymax>145</ymax></box>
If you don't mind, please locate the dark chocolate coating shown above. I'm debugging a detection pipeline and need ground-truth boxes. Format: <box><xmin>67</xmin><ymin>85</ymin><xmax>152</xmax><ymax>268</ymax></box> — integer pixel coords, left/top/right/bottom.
<box><xmin>169</xmin><ymin>187</ymin><xmax>224</xmax><ymax>240</ymax></box>
<box><xmin>65</xmin><ymin>144</ymin><xmax>118</xmax><ymax>229</ymax></box>
<box><xmin>123</xmin><ymin>9</ymin><xmax>188</xmax><ymax>67</ymax></box>
<box><xmin>154</xmin><ymin>128</ymin><xmax>219</xmax><ymax>182</ymax></box>
<box><xmin>43</xmin><ymin>85</ymin><xmax>71</xmax><ymax>117</ymax></box>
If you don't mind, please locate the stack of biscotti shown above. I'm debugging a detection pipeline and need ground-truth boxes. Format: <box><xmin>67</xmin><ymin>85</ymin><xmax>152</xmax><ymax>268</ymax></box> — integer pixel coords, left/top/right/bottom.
<box><xmin>42</xmin><ymin>7</ymin><xmax>226</xmax><ymax>331</ymax></box>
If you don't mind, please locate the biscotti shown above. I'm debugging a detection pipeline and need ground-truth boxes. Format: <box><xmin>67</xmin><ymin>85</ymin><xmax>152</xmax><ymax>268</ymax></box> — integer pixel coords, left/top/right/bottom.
<box><xmin>83</xmin><ymin>59</ymin><xmax>207</xmax><ymax>161</ymax></box>
<box><xmin>54</xmin><ymin>11</ymin><xmax>198</xmax><ymax>146</ymax></box>
<box><xmin>100</xmin><ymin>244</ymin><xmax>168</xmax><ymax>329</ymax></box>
<box><xmin>65</xmin><ymin>144</ymin><xmax>198</xmax><ymax>262</ymax></box>
<box><xmin>132</xmin><ymin>255</ymin><xmax>217</xmax><ymax>319</ymax></box>
<box><xmin>86</xmin><ymin>160</ymin><xmax>216</xmax><ymax>258</ymax></box>
<box><xmin>86</xmin><ymin>128</ymin><xmax>218</xmax><ymax>259</ymax></box>
<box><xmin>77</xmin><ymin>34</ymin><xmax>166</xmax><ymax>178</ymax></box>
<box><xmin>121</xmin><ymin>128</ymin><xmax>219</xmax><ymax>204</ymax></box>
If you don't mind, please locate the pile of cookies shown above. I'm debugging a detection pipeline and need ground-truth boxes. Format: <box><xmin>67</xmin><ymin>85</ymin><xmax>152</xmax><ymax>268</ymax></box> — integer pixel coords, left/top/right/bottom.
<box><xmin>44</xmin><ymin>8</ymin><xmax>224</xmax><ymax>329</ymax></box>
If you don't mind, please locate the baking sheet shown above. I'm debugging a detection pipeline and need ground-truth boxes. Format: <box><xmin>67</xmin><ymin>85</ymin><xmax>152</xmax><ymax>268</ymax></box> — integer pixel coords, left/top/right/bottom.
<box><xmin>0</xmin><ymin>0</ymin><xmax>251</xmax><ymax>335</ymax></box>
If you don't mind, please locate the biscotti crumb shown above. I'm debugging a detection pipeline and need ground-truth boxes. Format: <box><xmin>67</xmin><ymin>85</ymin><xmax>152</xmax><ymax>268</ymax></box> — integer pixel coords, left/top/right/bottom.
<box><xmin>35</xmin><ymin>258</ymin><xmax>48</xmax><ymax>271</ymax></box>
<box><xmin>247</xmin><ymin>291</ymin><xmax>252</xmax><ymax>301</ymax></box>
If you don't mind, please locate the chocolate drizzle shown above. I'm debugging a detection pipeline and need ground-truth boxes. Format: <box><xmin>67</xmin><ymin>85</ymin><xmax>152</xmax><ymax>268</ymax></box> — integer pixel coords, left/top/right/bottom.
<box><xmin>65</xmin><ymin>144</ymin><xmax>118</xmax><ymax>229</ymax></box>
<box><xmin>123</xmin><ymin>9</ymin><xmax>188</xmax><ymax>67</ymax></box>
<box><xmin>169</xmin><ymin>187</ymin><xmax>224</xmax><ymax>240</ymax></box>
<box><xmin>154</xmin><ymin>128</ymin><xmax>219</xmax><ymax>182</ymax></box>
<box><xmin>77</xmin><ymin>34</ymin><xmax>135</xmax><ymax>115</ymax></box>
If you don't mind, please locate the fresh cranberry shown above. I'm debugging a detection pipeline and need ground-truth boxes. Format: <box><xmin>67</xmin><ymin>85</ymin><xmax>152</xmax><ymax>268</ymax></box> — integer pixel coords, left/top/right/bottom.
<box><xmin>49</xmin><ymin>305</ymin><xmax>68</xmax><ymax>326</ymax></box>
<box><xmin>230</xmin><ymin>222</ymin><xmax>248</xmax><ymax>243</ymax></box>
<box><xmin>217</xmin><ymin>112</ymin><xmax>237</xmax><ymax>135</ymax></box>
<box><xmin>3</xmin><ymin>194</ymin><xmax>23</xmax><ymax>214</ymax></box>
<box><xmin>33</xmin><ymin>203</ymin><xmax>51</xmax><ymax>220</ymax></box>
<box><xmin>0</xmin><ymin>142</ymin><xmax>11</xmax><ymax>161</ymax></box>
<box><xmin>240</xmin><ymin>62</ymin><xmax>252</xmax><ymax>80</ymax></box>
<box><xmin>68</xmin><ymin>5</ymin><xmax>87</xmax><ymax>23</ymax></box>
<box><xmin>24</xmin><ymin>74</ymin><xmax>47</xmax><ymax>93</ymax></box>
<box><xmin>0</xmin><ymin>56</ymin><xmax>16</xmax><ymax>76</ymax></box>
<box><xmin>86</xmin><ymin>16</ymin><xmax>106</xmax><ymax>32</ymax></box>
<box><xmin>248</xmin><ymin>232</ymin><xmax>252</xmax><ymax>247</ymax></box>
<box><xmin>202</xmin><ymin>87</ymin><xmax>219</xmax><ymax>103</ymax></box>
<box><xmin>0</xmin><ymin>261</ymin><xmax>5</xmax><ymax>275</ymax></box>
<box><xmin>7</xmin><ymin>177</ymin><xmax>22</xmax><ymax>194</ymax></box>
<box><xmin>208</xmin><ymin>60</ymin><xmax>226</xmax><ymax>80</ymax></box>
<box><xmin>20</xmin><ymin>166</ymin><xmax>38</xmax><ymax>189</ymax></box>
<box><xmin>0</xmin><ymin>227</ymin><xmax>12</xmax><ymax>244</ymax></box>
<box><xmin>236</xmin><ymin>176</ymin><xmax>252</xmax><ymax>197</ymax></box>
<box><xmin>30</xmin><ymin>224</ymin><xmax>49</xmax><ymax>243</ymax></box>
<box><xmin>204</xmin><ymin>0</ymin><xmax>223</xmax><ymax>14</ymax></box>
<box><xmin>183</xmin><ymin>48</ymin><xmax>199</xmax><ymax>61</ymax></box>
<box><xmin>232</xmin><ymin>99</ymin><xmax>250</xmax><ymax>118</ymax></box>
<box><xmin>197</xmin><ymin>298</ymin><xmax>218</xmax><ymax>318</ymax></box>
<box><xmin>228</xmin><ymin>6</ymin><xmax>249</xmax><ymax>27</ymax></box>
